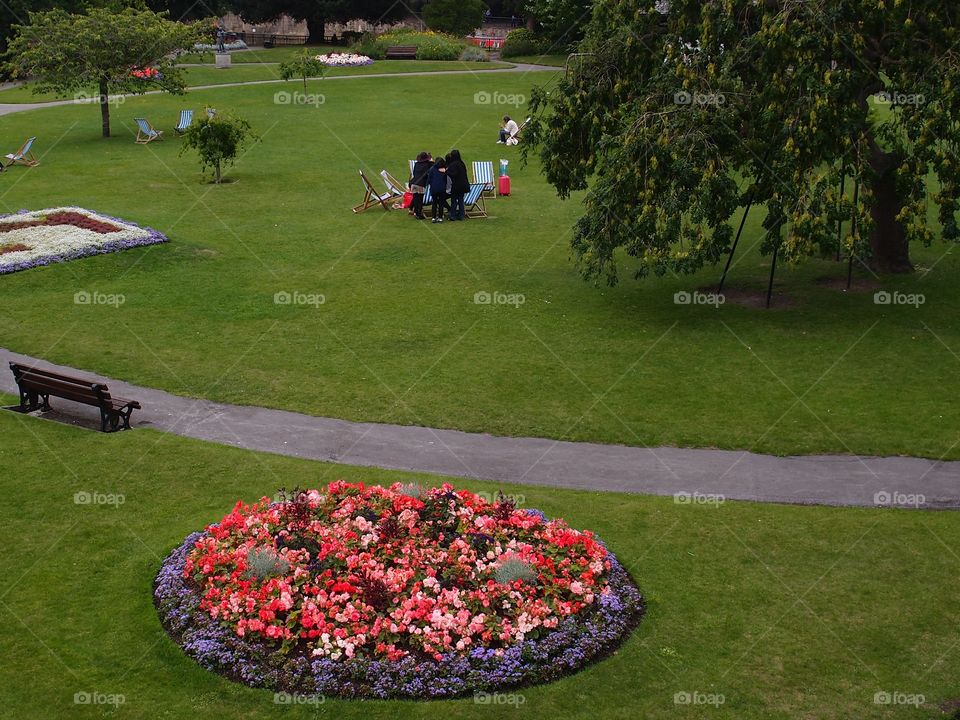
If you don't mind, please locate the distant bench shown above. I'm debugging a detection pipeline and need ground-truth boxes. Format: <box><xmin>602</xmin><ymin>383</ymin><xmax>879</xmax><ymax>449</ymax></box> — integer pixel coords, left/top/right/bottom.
<box><xmin>9</xmin><ymin>362</ymin><xmax>141</xmax><ymax>432</ymax></box>
<box><xmin>385</xmin><ymin>45</ymin><xmax>417</xmax><ymax>60</ymax></box>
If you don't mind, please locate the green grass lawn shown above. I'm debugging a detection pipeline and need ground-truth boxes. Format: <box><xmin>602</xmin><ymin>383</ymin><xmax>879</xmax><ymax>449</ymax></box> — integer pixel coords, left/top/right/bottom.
<box><xmin>0</xmin><ymin>72</ymin><xmax>958</xmax><ymax>461</ymax></box>
<box><xmin>0</xmin><ymin>409</ymin><xmax>956</xmax><ymax>719</ymax></box>
<box><xmin>0</xmin><ymin>60</ymin><xmax>517</xmax><ymax>103</ymax></box>
<box><xmin>506</xmin><ymin>54</ymin><xmax>570</xmax><ymax>67</ymax></box>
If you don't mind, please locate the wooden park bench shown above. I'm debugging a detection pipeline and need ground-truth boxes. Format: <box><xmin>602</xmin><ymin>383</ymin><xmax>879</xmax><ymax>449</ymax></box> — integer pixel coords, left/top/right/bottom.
<box><xmin>385</xmin><ymin>45</ymin><xmax>417</xmax><ymax>60</ymax></box>
<box><xmin>9</xmin><ymin>362</ymin><xmax>141</xmax><ymax>432</ymax></box>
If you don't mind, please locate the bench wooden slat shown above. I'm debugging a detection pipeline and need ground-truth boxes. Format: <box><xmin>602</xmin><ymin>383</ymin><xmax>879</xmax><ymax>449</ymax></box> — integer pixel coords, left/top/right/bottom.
<box><xmin>9</xmin><ymin>362</ymin><xmax>140</xmax><ymax>432</ymax></box>
<box><xmin>385</xmin><ymin>45</ymin><xmax>417</xmax><ymax>59</ymax></box>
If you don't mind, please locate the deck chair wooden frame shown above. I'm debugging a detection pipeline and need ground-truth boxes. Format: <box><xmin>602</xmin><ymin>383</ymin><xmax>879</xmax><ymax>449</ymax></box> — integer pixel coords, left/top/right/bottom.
<box><xmin>134</xmin><ymin>118</ymin><xmax>163</xmax><ymax>144</ymax></box>
<box><xmin>380</xmin><ymin>170</ymin><xmax>407</xmax><ymax>197</ymax></box>
<box><xmin>353</xmin><ymin>170</ymin><xmax>394</xmax><ymax>213</ymax></box>
<box><xmin>464</xmin><ymin>183</ymin><xmax>488</xmax><ymax>219</ymax></box>
<box><xmin>5</xmin><ymin>136</ymin><xmax>38</xmax><ymax>167</ymax></box>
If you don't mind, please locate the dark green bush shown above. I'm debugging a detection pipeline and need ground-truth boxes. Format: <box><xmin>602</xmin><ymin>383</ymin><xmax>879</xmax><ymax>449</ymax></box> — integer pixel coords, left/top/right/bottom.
<box><xmin>501</xmin><ymin>28</ymin><xmax>545</xmax><ymax>58</ymax></box>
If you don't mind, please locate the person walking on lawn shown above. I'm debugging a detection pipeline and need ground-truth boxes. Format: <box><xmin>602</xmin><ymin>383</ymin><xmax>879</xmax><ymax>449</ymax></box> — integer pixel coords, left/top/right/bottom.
<box><xmin>409</xmin><ymin>151</ymin><xmax>432</xmax><ymax>220</ymax></box>
<box><xmin>428</xmin><ymin>156</ymin><xmax>449</xmax><ymax>223</ymax></box>
<box><xmin>445</xmin><ymin>149</ymin><xmax>469</xmax><ymax>221</ymax></box>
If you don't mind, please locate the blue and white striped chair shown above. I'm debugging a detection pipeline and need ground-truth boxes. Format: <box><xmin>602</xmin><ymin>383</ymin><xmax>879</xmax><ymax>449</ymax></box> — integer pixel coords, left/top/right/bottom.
<box><xmin>175</xmin><ymin>109</ymin><xmax>193</xmax><ymax>135</ymax></box>
<box><xmin>4</xmin><ymin>136</ymin><xmax>38</xmax><ymax>166</ymax></box>
<box><xmin>472</xmin><ymin>160</ymin><xmax>496</xmax><ymax>198</ymax></box>
<box><xmin>464</xmin><ymin>183</ymin><xmax>488</xmax><ymax>219</ymax></box>
<box><xmin>134</xmin><ymin>118</ymin><xmax>163</xmax><ymax>144</ymax></box>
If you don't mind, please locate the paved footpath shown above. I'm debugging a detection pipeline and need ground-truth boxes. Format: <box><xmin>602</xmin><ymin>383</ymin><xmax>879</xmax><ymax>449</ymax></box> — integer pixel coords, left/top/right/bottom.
<box><xmin>0</xmin><ymin>63</ymin><xmax>559</xmax><ymax>117</ymax></box>
<box><xmin>3</xmin><ymin>348</ymin><xmax>957</xmax><ymax>509</ymax></box>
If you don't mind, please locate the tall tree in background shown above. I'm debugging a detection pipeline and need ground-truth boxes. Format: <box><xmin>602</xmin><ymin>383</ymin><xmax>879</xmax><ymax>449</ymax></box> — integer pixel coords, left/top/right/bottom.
<box><xmin>6</xmin><ymin>7</ymin><xmax>200</xmax><ymax>137</ymax></box>
<box><xmin>422</xmin><ymin>0</ymin><xmax>486</xmax><ymax>37</ymax></box>
<box><xmin>526</xmin><ymin>0</ymin><xmax>593</xmax><ymax>49</ymax></box>
<box><xmin>227</xmin><ymin>0</ymin><xmax>407</xmax><ymax>44</ymax></box>
<box><xmin>526</xmin><ymin>0</ymin><xmax>960</xmax><ymax>286</ymax></box>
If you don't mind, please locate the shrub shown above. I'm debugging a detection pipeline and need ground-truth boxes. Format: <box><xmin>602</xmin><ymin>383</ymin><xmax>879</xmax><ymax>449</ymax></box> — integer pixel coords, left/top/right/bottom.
<box><xmin>459</xmin><ymin>45</ymin><xmax>490</xmax><ymax>62</ymax></box>
<box><xmin>179</xmin><ymin>111</ymin><xmax>258</xmax><ymax>184</ymax></box>
<box><xmin>354</xmin><ymin>30</ymin><xmax>468</xmax><ymax>61</ymax></box>
<box><xmin>278</xmin><ymin>51</ymin><xmax>326</xmax><ymax>91</ymax></box>
<box><xmin>493</xmin><ymin>557</ymin><xmax>538</xmax><ymax>585</ymax></box>
<box><xmin>501</xmin><ymin>28</ymin><xmax>544</xmax><ymax>58</ymax></box>
<box><xmin>243</xmin><ymin>547</ymin><xmax>289</xmax><ymax>581</ymax></box>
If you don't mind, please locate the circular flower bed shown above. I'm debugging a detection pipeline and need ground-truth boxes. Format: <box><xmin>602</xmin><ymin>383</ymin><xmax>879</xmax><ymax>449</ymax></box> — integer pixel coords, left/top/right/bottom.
<box><xmin>155</xmin><ymin>482</ymin><xmax>644</xmax><ymax>699</ymax></box>
<box><xmin>314</xmin><ymin>52</ymin><xmax>373</xmax><ymax>67</ymax></box>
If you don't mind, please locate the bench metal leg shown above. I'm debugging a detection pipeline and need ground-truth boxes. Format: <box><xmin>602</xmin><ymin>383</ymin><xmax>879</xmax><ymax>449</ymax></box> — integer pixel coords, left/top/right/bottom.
<box><xmin>100</xmin><ymin>407</ymin><xmax>135</xmax><ymax>432</ymax></box>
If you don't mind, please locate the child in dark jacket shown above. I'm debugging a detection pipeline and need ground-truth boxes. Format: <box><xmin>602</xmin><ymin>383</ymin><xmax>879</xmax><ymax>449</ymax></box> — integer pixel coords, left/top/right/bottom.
<box><xmin>409</xmin><ymin>151</ymin><xmax>432</xmax><ymax>220</ymax></box>
<box><xmin>427</xmin><ymin>157</ymin><xmax>448</xmax><ymax>223</ymax></box>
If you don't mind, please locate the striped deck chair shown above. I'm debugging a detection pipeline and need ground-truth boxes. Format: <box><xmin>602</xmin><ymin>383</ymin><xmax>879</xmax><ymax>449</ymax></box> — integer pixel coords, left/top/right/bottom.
<box><xmin>380</xmin><ymin>170</ymin><xmax>407</xmax><ymax>197</ymax></box>
<box><xmin>4</xmin><ymin>136</ymin><xmax>38</xmax><ymax>166</ymax></box>
<box><xmin>352</xmin><ymin>170</ymin><xmax>394</xmax><ymax>213</ymax></box>
<box><xmin>134</xmin><ymin>118</ymin><xmax>163</xmax><ymax>144</ymax></box>
<box><xmin>464</xmin><ymin>183</ymin><xmax>488</xmax><ymax>219</ymax></box>
<box><xmin>408</xmin><ymin>159</ymin><xmax>416</xmax><ymax>179</ymax></box>
<box><xmin>472</xmin><ymin>160</ymin><xmax>496</xmax><ymax>199</ymax></box>
<box><xmin>175</xmin><ymin>109</ymin><xmax>193</xmax><ymax>135</ymax></box>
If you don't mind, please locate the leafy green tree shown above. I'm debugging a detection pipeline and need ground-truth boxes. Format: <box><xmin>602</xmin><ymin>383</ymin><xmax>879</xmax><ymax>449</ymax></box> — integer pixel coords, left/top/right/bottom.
<box><xmin>279</xmin><ymin>50</ymin><xmax>326</xmax><ymax>91</ymax></box>
<box><xmin>5</xmin><ymin>7</ymin><xmax>199</xmax><ymax>138</ymax></box>
<box><xmin>179</xmin><ymin>111</ymin><xmax>258</xmax><ymax>184</ymax></box>
<box><xmin>525</xmin><ymin>0</ymin><xmax>593</xmax><ymax>49</ymax></box>
<box><xmin>422</xmin><ymin>0</ymin><xmax>487</xmax><ymax>37</ymax></box>
<box><xmin>526</xmin><ymin>0</ymin><xmax>960</xmax><ymax>285</ymax></box>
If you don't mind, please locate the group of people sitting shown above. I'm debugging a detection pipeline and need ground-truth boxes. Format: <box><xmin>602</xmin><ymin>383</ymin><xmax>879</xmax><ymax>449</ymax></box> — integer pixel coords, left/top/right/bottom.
<box><xmin>409</xmin><ymin>149</ymin><xmax>470</xmax><ymax>223</ymax></box>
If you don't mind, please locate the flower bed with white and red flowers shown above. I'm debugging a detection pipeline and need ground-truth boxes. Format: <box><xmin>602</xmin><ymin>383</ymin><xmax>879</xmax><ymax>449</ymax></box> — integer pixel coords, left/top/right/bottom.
<box><xmin>314</xmin><ymin>52</ymin><xmax>374</xmax><ymax>67</ymax></box>
<box><xmin>0</xmin><ymin>207</ymin><xmax>168</xmax><ymax>274</ymax></box>
<box><xmin>155</xmin><ymin>482</ymin><xmax>643</xmax><ymax>699</ymax></box>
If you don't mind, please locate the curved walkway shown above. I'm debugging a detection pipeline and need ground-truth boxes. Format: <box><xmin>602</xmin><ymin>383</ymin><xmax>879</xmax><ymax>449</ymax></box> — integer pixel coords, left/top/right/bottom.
<box><xmin>3</xmin><ymin>348</ymin><xmax>958</xmax><ymax>509</ymax></box>
<box><xmin>0</xmin><ymin>63</ymin><xmax>559</xmax><ymax>117</ymax></box>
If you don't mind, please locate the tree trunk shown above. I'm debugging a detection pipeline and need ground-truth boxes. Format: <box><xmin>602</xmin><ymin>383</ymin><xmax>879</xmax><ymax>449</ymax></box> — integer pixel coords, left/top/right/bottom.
<box><xmin>99</xmin><ymin>78</ymin><xmax>110</xmax><ymax>138</ymax></box>
<box><xmin>305</xmin><ymin>15</ymin><xmax>325</xmax><ymax>44</ymax></box>
<box><xmin>867</xmin><ymin>142</ymin><xmax>913</xmax><ymax>273</ymax></box>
